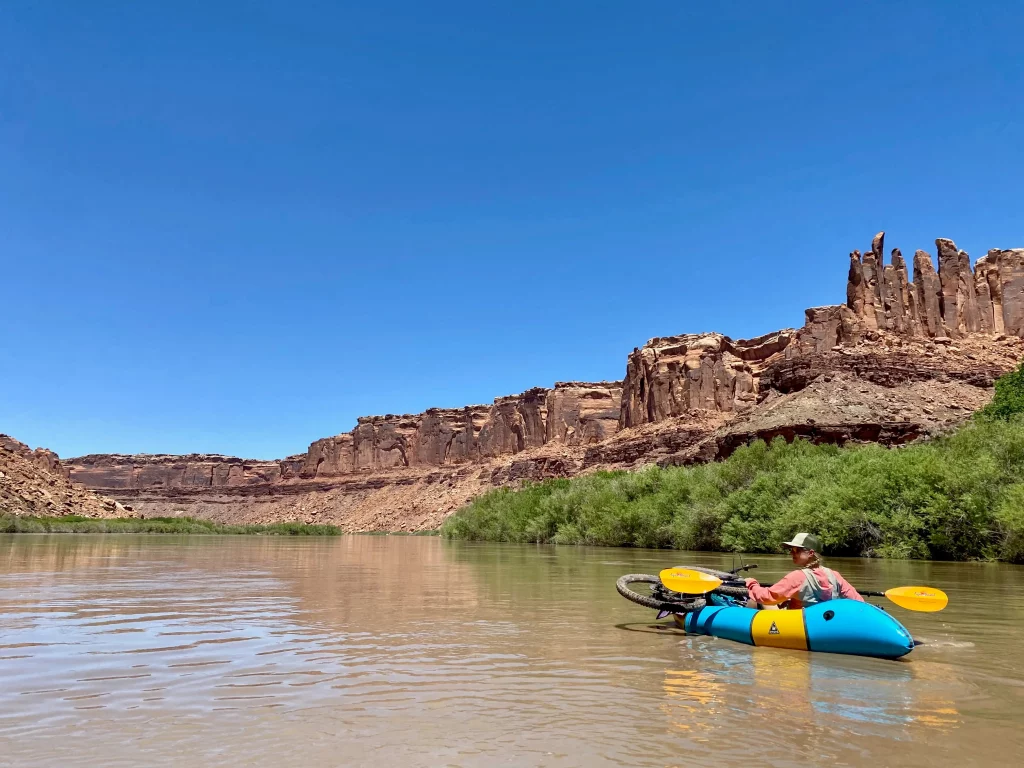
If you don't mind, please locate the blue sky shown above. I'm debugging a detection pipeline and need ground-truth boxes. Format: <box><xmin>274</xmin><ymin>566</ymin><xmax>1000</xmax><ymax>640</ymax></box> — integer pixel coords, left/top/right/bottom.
<box><xmin>2</xmin><ymin>1</ymin><xmax>1022</xmax><ymax>459</ymax></box>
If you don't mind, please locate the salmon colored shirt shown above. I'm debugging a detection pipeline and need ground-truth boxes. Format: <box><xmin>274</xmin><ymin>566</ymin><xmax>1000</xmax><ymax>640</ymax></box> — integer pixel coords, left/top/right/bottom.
<box><xmin>745</xmin><ymin>568</ymin><xmax>864</xmax><ymax>609</ymax></box>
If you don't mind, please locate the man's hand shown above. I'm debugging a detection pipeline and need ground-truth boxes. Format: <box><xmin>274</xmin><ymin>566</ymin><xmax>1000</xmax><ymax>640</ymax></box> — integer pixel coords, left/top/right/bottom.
<box><xmin>744</xmin><ymin>578</ymin><xmax>759</xmax><ymax>588</ymax></box>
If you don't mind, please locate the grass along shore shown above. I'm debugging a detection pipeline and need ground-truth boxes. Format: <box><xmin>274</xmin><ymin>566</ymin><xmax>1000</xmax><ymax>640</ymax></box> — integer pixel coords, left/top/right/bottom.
<box><xmin>0</xmin><ymin>514</ymin><xmax>342</xmax><ymax>535</ymax></box>
<box><xmin>441</xmin><ymin>364</ymin><xmax>1024</xmax><ymax>563</ymax></box>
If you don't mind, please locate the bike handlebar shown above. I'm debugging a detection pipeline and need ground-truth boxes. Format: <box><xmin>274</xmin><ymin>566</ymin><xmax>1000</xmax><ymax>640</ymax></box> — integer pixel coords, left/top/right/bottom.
<box><xmin>728</xmin><ymin>563</ymin><xmax>758</xmax><ymax>575</ymax></box>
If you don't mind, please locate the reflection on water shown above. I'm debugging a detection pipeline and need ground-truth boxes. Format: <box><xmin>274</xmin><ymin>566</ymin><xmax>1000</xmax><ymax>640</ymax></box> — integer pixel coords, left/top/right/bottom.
<box><xmin>661</xmin><ymin>668</ymin><xmax>724</xmax><ymax>734</ymax></box>
<box><xmin>0</xmin><ymin>536</ymin><xmax>1022</xmax><ymax>766</ymax></box>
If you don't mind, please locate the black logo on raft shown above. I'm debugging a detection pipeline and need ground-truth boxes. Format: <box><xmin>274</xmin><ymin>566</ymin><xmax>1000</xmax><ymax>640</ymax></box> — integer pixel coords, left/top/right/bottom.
<box><xmin>768</xmin><ymin>622</ymin><xmax>780</xmax><ymax>635</ymax></box>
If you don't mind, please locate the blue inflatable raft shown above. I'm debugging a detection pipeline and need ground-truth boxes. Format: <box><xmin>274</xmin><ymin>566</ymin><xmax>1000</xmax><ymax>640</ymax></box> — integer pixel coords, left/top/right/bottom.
<box><xmin>676</xmin><ymin>599</ymin><xmax>915</xmax><ymax>659</ymax></box>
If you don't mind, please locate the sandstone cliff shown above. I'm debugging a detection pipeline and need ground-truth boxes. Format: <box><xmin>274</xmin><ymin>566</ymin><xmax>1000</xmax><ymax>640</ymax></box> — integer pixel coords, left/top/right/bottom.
<box><xmin>60</xmin><ymin>232</ymin><xmax>1024</xmax><ymax>530</ymax></box>
<box><xmin>619</xmin><ymin>331</ymin><xmax>792</xmax><ymax>428</ymax></box>
<box><xmin>68</xmin><ymin>381</ymin><xmax>623</xmax><ymax>493</ymax></box>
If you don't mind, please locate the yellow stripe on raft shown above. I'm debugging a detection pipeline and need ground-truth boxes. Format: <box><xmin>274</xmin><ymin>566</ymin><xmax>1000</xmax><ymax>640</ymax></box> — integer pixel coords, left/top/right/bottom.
<box><xmin>751</xmin><ymin>609</ymin><xmax>808</xmax><ymax>650</ymax></box>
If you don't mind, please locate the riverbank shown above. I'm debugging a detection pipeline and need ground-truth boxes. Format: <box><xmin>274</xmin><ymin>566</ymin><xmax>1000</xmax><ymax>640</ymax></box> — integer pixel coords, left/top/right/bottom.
<box><xmin>442</xmin><ymin>365</ymin><xmax>1024</xmax><ymax>563</ymax></box>
<box><xmin>0</xmin><ymin>514</ymin><xmax>341</xmax><ymax>535</ymax></box>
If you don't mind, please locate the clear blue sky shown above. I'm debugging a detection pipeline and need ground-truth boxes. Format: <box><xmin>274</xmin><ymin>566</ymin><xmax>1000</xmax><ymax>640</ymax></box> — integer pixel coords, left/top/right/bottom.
<box><xmin>2</xmin><ymin>1</ymin><xmax>1022</xmax><ymax>459</ymax></box>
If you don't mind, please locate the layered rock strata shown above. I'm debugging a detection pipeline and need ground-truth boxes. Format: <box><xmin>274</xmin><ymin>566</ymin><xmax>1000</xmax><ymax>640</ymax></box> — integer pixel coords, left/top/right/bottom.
<box><xmin>68</xmin><ymin>381</ymin><xmax>623</xmax><ymax>490</ymax></box>
<box><xmin>711</xmin><ymin>373</ymin><xmax>995</xmax><ymax>460</ymax></box>
<box><xmin>62</xmin><ymin>232</ymin><xmax>1024</xmax><ymax>530</ymax></box>
<box><xmin>65</xmin><ymin>453</ymin><xmax>301</xmax><ymax>491</ymax></box>
<box><xmin>619</xmin><ymin>331</ymin><xmax>792</xmax><ymax>428</ymax></box>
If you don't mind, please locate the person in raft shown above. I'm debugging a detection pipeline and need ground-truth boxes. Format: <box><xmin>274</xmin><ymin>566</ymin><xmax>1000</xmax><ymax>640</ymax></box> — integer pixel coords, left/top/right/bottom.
<box><xmin>743</xmin><ymin>532</ymin><xmax>864</xmax><ymax>610</ymax></box>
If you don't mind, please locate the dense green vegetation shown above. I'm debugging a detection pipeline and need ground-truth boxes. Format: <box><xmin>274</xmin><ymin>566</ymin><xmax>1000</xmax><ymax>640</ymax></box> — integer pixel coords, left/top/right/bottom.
<box><xmin>442</xmin><ymin>364</ymin><xmax>1024</xmax><ymax>562</ymax></box>
<box><xmin>0</xmin><ymin>514</ymin><xmax>341</xmax><ymax>536</ymax></box>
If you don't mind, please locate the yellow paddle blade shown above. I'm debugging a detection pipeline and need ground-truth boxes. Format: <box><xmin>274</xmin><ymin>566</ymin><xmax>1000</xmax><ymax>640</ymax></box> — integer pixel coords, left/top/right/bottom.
<box><xmin>884</xmin><ymin>586</ymin><xmax>949</xmax><ymax>612</ymax></box>
<box><xmin>659</xmin><ymin>568</ymin><xmax>723</xmax><ymax>595</ymax></box>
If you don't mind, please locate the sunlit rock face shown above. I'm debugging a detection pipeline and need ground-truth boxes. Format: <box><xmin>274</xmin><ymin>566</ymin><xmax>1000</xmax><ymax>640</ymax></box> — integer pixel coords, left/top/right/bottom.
<box><xmin>63</xmin><ymin>232</ymin><xmax>1024</xmax><ymax>530</ymax></box>
<box><xmin>846</xmin><ymin>232</ymin><xmax>1024</xmax><ymax>340</ymax></box>
<box><xmin>619</xmin><ymin>331</ymin><xmax>792</xmax><ymax>428</ymax></box>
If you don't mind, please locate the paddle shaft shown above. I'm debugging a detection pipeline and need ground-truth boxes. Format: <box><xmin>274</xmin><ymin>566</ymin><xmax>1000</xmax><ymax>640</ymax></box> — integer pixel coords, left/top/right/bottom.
<box><xmin>723</xmin><ymin>578</ymin><xmax>884</xmax><ymax>598</ymax></box>
<box><xmin>723</xmin><ymin>580</ymin><xmax>929</xmax><ymax>606</ymax></box>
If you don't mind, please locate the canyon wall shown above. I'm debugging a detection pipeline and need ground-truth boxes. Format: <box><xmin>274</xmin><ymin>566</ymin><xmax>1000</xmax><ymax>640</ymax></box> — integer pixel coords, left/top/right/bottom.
<box><xmin>65</xmin><ymin>453</ymin><xmax>299</xmax><ymax>491</ymax></box>
<box><xmin>68</xmin><ymin>381</ymin><xmax>624</xmax><ymax>491</ymax></box>
<box><xmin>58</xmin><ymin>232</ymin><xmax>1024</xmax><ymax>530</ymax></box>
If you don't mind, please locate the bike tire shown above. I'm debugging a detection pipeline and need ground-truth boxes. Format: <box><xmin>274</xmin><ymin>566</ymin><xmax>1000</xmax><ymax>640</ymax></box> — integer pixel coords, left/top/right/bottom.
<box><xmin>615</xmin><ymin>574</ymin><xmax>705</xmax><ymax>613</ymax></box>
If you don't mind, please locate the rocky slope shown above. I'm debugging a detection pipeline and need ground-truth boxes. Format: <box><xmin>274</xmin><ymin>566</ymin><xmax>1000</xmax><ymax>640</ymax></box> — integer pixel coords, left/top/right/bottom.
<box><xmin>1</xmin><ymin>434</ymin><xmax>134</xmax><ymax>518</ymax></box>
<box><xmin>61</xmin><ymin>232</ymin><xmax>1024</xmax><ymax>530</ymax></box>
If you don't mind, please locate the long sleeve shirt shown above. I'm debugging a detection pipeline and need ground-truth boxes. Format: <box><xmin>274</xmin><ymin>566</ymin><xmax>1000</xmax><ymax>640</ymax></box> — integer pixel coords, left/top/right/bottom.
<box><xmin>745</xmin><ymin>568</ymin><xmax>864</xmax><ymax>609</ymax></box>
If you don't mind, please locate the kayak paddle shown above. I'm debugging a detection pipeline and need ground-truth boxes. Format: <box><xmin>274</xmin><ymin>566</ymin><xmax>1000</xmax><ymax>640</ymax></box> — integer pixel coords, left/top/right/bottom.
<box><xmin>658</xmin><ymin>568</ymin><xmax>724</xmax><ymax>594</ymax></box>
<box><xmin>859</xmin><ymin>586</ymin><xmax>948</xmax><ymax>612</ymax></box>
<box><xmin>659</xmin><ymin>568</ymin><xmax>949</xmax><ymax>612</ymax></box>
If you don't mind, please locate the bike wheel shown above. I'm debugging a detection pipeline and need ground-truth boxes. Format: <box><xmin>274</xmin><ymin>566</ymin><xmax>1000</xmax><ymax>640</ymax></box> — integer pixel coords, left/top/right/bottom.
<box><xmin>615</xmin><ymin>574</ymin><xmax>705</xmax><ymax>613</ymax></box>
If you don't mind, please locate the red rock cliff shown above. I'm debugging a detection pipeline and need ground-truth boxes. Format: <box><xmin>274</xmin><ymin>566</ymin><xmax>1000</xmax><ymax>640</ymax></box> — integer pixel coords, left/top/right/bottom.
<box><xmin>61</xmin><ymin>232</ymin><xmax>1024</xmax><ymax>530</ymax></box>
<box><xmin>67</xmin><ymin>381</ymin><xmax>624</xmax><ymax>489</ymax></box>
<box><xmin>618</xmin><ymin>331</ymin><xmax>794</xmax><ymax>428</ymax></box>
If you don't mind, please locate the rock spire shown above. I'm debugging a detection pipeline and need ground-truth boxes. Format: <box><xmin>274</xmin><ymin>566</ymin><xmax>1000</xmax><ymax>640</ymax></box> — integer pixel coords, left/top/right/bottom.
<box><xmin>846</xmin><ymin>232</ymin><xmax>1024</xmax><ymax>339</ymax></box>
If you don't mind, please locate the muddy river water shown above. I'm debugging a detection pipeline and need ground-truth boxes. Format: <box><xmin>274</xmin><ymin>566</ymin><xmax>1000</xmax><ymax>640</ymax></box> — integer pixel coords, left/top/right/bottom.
<box><xmin>1</xmin><ymin>534</ymin><xmax>1022</xmax><ymax>766</ymax></box>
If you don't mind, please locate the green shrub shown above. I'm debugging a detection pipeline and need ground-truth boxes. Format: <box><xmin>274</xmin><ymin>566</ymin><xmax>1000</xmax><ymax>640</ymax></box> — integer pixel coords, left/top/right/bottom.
<box><xmin>976</xmin><ymin>361</ymin><xmax>1024</xmax><ymax>421</ymax></box>
<box><xmin>994</xmin><ymin>483</ymin><xmax>1024</xmax><ymax>563</ymax></box>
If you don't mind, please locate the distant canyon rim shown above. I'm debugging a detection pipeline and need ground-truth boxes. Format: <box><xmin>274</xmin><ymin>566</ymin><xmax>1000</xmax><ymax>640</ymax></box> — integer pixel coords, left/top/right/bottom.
<box><xmin>8</xmin><ymin>232</ymin><xmax>1024</xmax><ymax>531</ymax></box>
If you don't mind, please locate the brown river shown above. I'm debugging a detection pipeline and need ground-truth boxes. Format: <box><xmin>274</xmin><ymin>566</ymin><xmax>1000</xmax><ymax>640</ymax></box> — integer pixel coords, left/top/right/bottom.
<box><xmin>1</xmin><ymin>534</ymin><xmax>1022</xmax><ymax>767</ymax></box>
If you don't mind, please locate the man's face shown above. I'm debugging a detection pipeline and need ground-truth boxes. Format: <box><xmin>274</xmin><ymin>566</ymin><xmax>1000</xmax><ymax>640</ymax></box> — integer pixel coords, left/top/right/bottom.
<box><xmin>787</xmin><ymin>546</ymin><xmax>815</xmax><ymax>566</ymax></box>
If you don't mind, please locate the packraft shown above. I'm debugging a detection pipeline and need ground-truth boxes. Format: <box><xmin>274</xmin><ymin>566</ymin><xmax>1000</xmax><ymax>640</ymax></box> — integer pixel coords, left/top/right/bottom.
<box><xmin>616</xmin><ymin>565</ymin><xmax>918</xmax><ymax>660</ymax></box>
